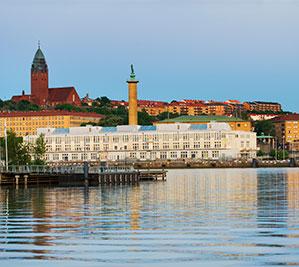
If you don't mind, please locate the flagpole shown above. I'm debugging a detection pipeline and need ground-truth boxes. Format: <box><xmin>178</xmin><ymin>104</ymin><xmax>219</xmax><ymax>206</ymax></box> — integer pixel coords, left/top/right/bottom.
<box><xmin>4</xmin><ymin>119</ymin><xmax>8</xmax><ymax>172</ymax></box>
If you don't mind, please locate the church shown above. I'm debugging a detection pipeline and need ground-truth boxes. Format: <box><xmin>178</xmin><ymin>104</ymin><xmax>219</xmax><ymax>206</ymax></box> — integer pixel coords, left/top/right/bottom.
<box><xmin>12</xmin><ymin>45</ymin><xmax>81</xmax><ymax>106</ymax></box>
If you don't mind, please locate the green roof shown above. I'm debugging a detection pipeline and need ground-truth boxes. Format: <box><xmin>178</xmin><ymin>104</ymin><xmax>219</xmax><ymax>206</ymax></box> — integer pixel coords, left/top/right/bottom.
<box><xmin>257</xmin><ymin>135</ymin><xmax>274</xmax><ymax>139</ymax></box>
<box><xmin>159</xmin><ymin>115</ymin><xmax>245</xmax><ymax>123</ymax></box>
<box><xmin>32</xmin><ymin>47</ymin><xmax>48</xmax><ymax>72</ymax></box>
<box><xmin>33</xmin><ymin>48</ymin><xmax>45</xmax><ymax>60</ymax></box>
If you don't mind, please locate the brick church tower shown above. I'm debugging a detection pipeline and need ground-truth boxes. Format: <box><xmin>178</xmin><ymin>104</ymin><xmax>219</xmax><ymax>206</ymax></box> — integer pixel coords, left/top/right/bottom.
<box><xmin>31</xmin><ymin>44</ymin><xmax>49</xmax><ymax>105</ymax></box>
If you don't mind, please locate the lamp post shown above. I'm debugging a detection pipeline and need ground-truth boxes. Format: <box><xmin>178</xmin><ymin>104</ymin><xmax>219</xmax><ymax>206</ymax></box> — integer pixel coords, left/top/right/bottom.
<box><xmin>275</xmin><ymin>137</ymin><xmax>278</xmax><ymax>160</ymax></box>
<box><xmin>282</xmin><ymin>136</ymin><xmax>285</xmax><ymax>160</ymax></box>
<box><xmin>4</xmin><ymin>119</ymin><xmax>8</xmax><ymax>172</ymax></box>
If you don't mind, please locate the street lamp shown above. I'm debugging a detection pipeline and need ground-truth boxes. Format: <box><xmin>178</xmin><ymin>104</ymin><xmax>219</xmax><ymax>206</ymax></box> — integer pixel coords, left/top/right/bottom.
<box><xmin>4</xmin><ymin>119</ymin><xmax>8</xmax><ymax>171</ymax></box>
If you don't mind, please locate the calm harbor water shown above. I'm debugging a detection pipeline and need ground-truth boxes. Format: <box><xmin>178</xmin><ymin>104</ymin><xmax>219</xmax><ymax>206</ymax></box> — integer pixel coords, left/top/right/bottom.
<box><xmin>1</xmin><ymin>168</ymin><xmax>299</xmax><ymax>267</ymax></box>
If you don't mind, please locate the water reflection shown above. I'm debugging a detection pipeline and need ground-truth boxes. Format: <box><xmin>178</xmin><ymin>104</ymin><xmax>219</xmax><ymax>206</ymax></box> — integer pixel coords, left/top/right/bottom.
<box><xmin>257</xmin><ymin>171</ymin><xmax>288</xmax><ymax>229</ymax></box>
<box><xmin>0</xmin><ymin>168</ymin><xmax>299</xmax><ymax>266</ymax></box>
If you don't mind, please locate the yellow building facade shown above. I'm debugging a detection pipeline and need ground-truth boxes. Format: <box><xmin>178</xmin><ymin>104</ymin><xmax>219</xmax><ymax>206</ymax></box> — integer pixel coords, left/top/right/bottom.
<box><xmin>0</xmin><ymin>110</ymin><xmax>102</xmax><ymax>137</ymax></box>
<box><xmin>273</xmin><ymin>115</ymin><xmax>299</xmax><ymax>150</ymax></box>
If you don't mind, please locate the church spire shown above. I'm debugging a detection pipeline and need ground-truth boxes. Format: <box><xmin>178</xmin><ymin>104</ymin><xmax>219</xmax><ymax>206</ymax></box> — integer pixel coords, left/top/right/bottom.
<box><xmin>32</xmin><ymin>42</ymin><xmax>48</xmax><ymax>72</ymax></box>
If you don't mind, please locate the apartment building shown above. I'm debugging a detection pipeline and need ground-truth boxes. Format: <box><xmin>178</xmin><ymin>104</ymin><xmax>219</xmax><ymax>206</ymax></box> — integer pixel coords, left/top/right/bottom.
<box><xmin>243</xmin><ymin>101</ymin><xmax>282</xmax><ymax>112</ymax></box>
<box><xmin>27</xmin><ymin>123</ymin><xmax>257</xmax><ymax>163</ymax></box>
<box><xmin>0</xmin><ymin>110</ymin><xmax>103</xmax><ymax>137</ymax></box>
<box><xmin>272</xmin><ymin>114</ymin><xmax>299</xmax><ymax>150</ymax></box>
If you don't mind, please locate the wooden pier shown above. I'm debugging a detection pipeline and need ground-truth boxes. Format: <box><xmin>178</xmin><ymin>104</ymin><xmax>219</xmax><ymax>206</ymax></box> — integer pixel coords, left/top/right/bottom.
<box><xmin>0</xmin><ymin>165</ymin><xmax>167</xmax><ymax>187</ymax></box>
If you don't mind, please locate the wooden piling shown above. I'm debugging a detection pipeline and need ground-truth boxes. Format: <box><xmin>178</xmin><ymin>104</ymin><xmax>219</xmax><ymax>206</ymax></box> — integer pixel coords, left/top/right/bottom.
<box><xmin>15</xmin><ymin>175</ymin><xmax>19</xmax><ymax>186</ymax></box>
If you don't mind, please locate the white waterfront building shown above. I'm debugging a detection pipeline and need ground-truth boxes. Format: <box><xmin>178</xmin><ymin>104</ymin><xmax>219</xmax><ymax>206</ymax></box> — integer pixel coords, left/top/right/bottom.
<box><xmin>27</xmin><ymin>123</ymin><xmax>257</xmax><ymax>163</ymax></box>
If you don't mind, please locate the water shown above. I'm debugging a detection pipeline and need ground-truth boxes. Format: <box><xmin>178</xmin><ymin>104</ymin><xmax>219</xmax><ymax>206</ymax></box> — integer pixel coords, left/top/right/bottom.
<box><xmin>1</xmin><ymin>168</ymin><xmax>299</xmax><ymax>267</ymax></box>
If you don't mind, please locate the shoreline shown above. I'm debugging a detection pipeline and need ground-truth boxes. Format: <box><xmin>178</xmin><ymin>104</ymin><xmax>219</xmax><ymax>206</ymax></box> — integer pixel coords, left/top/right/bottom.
<box><xmin>127</xmin><ymin>159</ymin><xmax>298</xmax><ymax>169</ymax></box>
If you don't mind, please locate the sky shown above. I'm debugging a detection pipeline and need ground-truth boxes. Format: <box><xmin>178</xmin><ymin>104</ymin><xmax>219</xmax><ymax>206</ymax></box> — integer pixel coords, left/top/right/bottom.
<box><xmin>1</xmin><ymin>0</ymin><xmax>299</xmax><ymax>111</ymax></box>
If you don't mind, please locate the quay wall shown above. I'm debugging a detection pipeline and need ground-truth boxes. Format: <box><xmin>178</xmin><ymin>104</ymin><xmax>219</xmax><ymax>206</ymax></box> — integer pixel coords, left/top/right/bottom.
<box><xmin>112</xmin><ymin>159</ymin><xmax>298</xmax><ymax>169</ymax></box>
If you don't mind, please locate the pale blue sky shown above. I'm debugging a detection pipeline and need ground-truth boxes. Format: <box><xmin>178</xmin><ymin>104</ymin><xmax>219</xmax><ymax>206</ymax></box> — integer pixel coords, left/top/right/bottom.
<box><xmin>1</xmin><ymin>0</ymin><xmax>299</xmax><ymax>111</ymax></box>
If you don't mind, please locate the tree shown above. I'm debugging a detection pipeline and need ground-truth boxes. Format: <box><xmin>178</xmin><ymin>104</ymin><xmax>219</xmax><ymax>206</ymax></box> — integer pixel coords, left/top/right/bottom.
<box><xmin>16</xmin><ymin>100</ymin><xmax>40</xmax><ymax>111</ymax></box>
<box><xmin>0</xmin><ymin>130</ymin><xmax>31</xmax><ymax>165</ymax></box>
<box><xmin>33</xmin><ymin>134</ymin><xmax>46</xmax><ymax>165</ymax></box>
<box><xmin>98</xmin><ymin>115</ymin><xmax>126</xmax><ymax>127</ymax></box>
<box><xmin>95</xmin><ymin>96</ymin><xmax>111</xmax><ymax>107</ymax></box>
<box><xmin>269</xmin><ymin>149</ymin><xmax>289</xmax><ymax>160</ymax></box>
<box><xmin>157</xmin><ymin>112</ymin><xmax>179</xmax><ymax>121</ymax></box>
<box><xmin>138</xmin><ymin>111</ymin><xmax>157</xmax><ymax>125</ymax></box>
<box><xmin>55</xmin><ymin>104</ymin><xmax>84</xmax><ymax>112</ymax></box>
<box><xmin>254</xmin><ymin>120</ymin><xmax>275</xmax><ymax>136</ymax></box>
<box><xmin>0</xmin><ymin>100</ymin><xmax>40</xmax><ymax>112</ymax></box>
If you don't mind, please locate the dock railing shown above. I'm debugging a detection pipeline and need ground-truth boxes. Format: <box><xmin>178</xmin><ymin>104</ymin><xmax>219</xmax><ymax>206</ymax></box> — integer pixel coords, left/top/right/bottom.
<box><xmin>0</xmin><ymin>165</ymin><xmax>136</xmax><ymax>175</ymax></box>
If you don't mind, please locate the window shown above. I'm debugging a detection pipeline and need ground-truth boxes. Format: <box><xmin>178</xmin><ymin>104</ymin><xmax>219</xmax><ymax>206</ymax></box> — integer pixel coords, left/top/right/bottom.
<box><xmin>173</xmin><ymin>142</ymin><xmax>180</xmax><ymax>149</ymax></box>
<box><xmin>140</xmin><ymin>152</ymin><xmax>146</xmax><ymax>159</ymax></box>
<box><xmin>75</xmin><ymin>145</ymin><xmax>81</xmax><ymax>151</ymax></box>
<box><xmin>180</xmin><ymin>151</ymin><xmax>188</xmax><ymax>158</ymax></box>
<box><xmin>71</xmin><ymin>154</ymin><xmax>79</xmax><ymax>160</ymax></box>
<box><xmin>204</xmin><ymin>141</ymin><xmax>210</xmax><ymax>149</ymax></box>
<box><xmin>183</xmin><ymin>142</ymin><xmax>190</xmax><ymax>149</ymax></box>
<box><xmin>163</xmin><ymin>134</ymin><xmax>170</xmax><ymax>141</ymax></box>
<box><xmin>94</xmin><ymin>136</ymin><xmax>100</xmax><ymax>143</ymax></box>
<box><xmin>194</xmin><ymin>142</ymin><xmax>200</xmax><ymax>149</ymax></box>
<box><xmin>201</xmin><ymin>151</ymin><xmax>208</xmax><ymax>159</ymax></box>
<box><xmin>212</xmin><ymin>151</ymin><xmax>219</xmax><ymax>158</ymax></box>
<box><xmin>163</xmin><ymin>143</ymin><xmax>169</xmax><ymax>149</ymax></box>
<box><xmin>191</xmin><ymin>151</ymin><xmax>197</xmax><ymax>159</ymax></box>
<box><xmin>182</xmin><ymin>134</ymin><xmax>189</xmax><ymax>141</ymax></box>
<box><xmin>215</xmin><ymin>141</ymin><xmax>221</xmax><ymax>148</ymax></box>
<box><xmin>160</xmin><ymin>152</ymin><xmax>167</xmax><ymax>159</ymax></box>
<box><xmin>173</xmin><ymin>134</ymin><xmax>180</xmax><ymax>141</ymax></box>
<box><xmin>133</xmin><ymin>143</ymin><xmax>139</xmax><ymax>150</ymax></box>
<box><xmin>170</xmin><ymin>151</ymin><xmax>177</xmax><ymax>159</ymax></box>
<box><xmin>130</xmin><ymin>152</ymin><xmax>136</xmax><ymax>159</ymax></box>
<box><xmin>103</xmin><ymin>144</ymin><xmax>109</xmax><ymax>151</ymax></box>
<box><xmin>143</xmin><ymin>143</ymin><xmax>149</xmax><ymax>150</ymax></box>
<box><xmin>153</xmin><ymin>143</ymin><xmax>159</xmax><ymax>150</ymax></box>
<box><xmin>112</xmin><ymin>136</ymin><xmax>119</xmax><ymax>142</ymax></box>
<box><xmin>91</xmin><ymin>153</ymin><xmax>98</xmax><ymax>160</ymax></box>
<box><xmin>94</xmin><ymin>144</ymin><xmax>100</xmax><ymax>151</ymax></box>
<box><xmin>204</xmin><ymin>133</ymin><xmax>211</xmax><ymax>140</ymax></box>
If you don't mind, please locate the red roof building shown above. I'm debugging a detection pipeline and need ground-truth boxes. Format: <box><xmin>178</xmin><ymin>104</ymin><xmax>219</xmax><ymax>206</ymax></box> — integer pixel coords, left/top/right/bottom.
<box><xmin>12</xmin><ymin>45</ymin><xmax>81</xmax><ymax>107</ymax></box>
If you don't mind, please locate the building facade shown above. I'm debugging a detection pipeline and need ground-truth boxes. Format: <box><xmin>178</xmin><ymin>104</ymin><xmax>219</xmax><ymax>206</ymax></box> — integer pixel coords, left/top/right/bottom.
<box><xmin>155</xmin><ymin>115</ymin><xmax>252</xmax><ymax>132</ymax></box>
<box><xmin>28</xmin><ymin>123</ymin><xmax>257</xmax><ymax>163</ymax></box>
<box><xmin>0</xmin><ymin>110</ymin><xmax>103</xmax><ymax>137</ymax></box>
<box><xmin>272</xmin><ymin>114</ymin><xmax>299</xmax><ymax>151</ymax></box>
<box><xmin>243</xmin><ymin>101</ymin><xmax>282</xmax><ymax>112</ymax></box>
